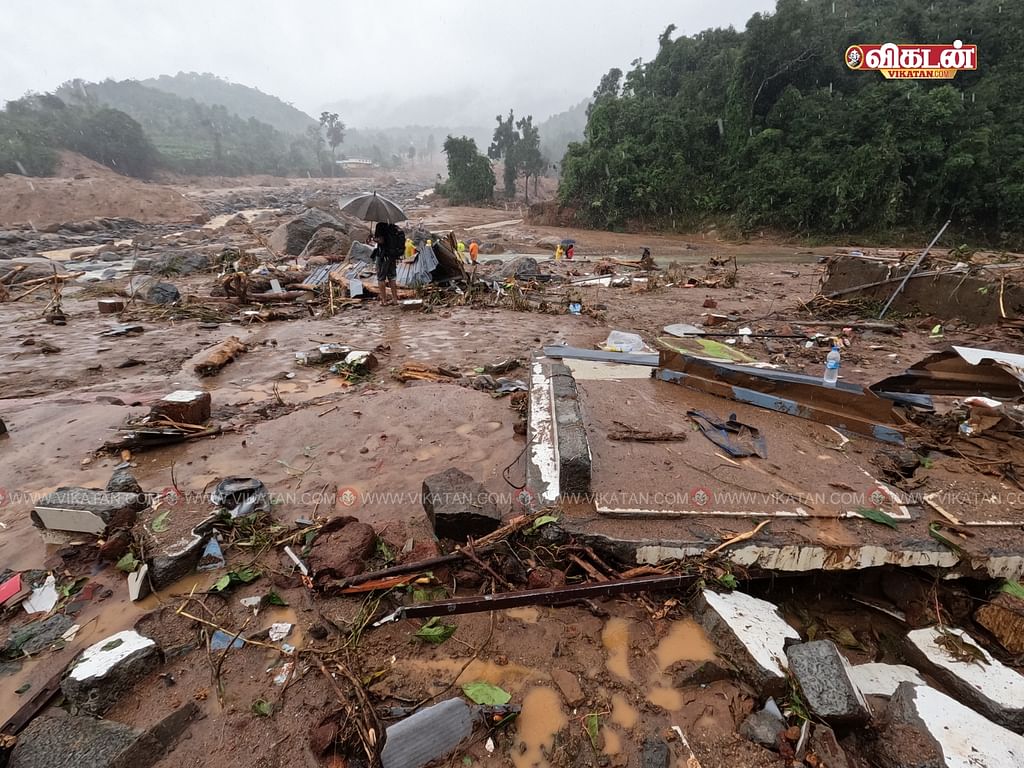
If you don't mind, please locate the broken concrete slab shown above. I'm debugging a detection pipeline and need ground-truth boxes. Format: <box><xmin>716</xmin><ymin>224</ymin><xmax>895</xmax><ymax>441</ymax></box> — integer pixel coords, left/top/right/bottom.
<box><xmin>882</xmin><ymin>682</ymin><xmax>1024</xmax><ymax>768</ymax></box>
<box><xmin>127</xmin><ymin>564</ymin><xmax>150</xmax><ymax>602</ymax></box>
<box><xmin>380</xmin><ymin>697</ymin><xmax>474</xmax><ymax>768</ymax></box>
<box><xmin>694</xmin><ymin>589</ymin><xmax>799</xmax><ymax>696</ymax></box>
<box><xmin>146</xmin><ymin>521</ymin><xmax>215</xmax><ymax>591</ymax></box>
<box><xmin>32</xmin><ymin>487</ymin><xmax>147</xmax><ymax>536</ymax></box>
<box><xmin>904</xmin><ymin>626</ymin><xmax>1024</xmax><ymax>731</ymax></box>
<box><xmin>9</xmin><ymin>711</ymin><xmax>160</xmax><ymax>768</ymax></box>
<box><xmin>422</xmin><ymin>468</ymin><xmax>501</xmax><ymax>541</ymax></box>
<box><xmin>150</xmin><ymin>389</ymin><xmax>211</xmax><ymax>425</ymax></box>
<box><xmin>786</xmin><ymin>640</ymin><xmax>870</xmax><ymax>724</ymax></box>
<box><xmin>62</xmin><ymin>630</ymin><xmax>160</xmax><ymax>715</ymax></box>
<box><xmin>975</xmin><ymin>591</ymin><xmax>1024</xmax><ymax>655</ymax></box>
<box><xmin>849</xmin><ymin>662</ymin><xmax>926</xmax><ymax>698</ymax></box>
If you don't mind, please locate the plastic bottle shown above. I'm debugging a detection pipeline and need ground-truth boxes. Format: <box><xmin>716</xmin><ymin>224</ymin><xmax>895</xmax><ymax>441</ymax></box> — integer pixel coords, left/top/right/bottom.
<box><xmin>823</xmin><ymin>344</ymin><xmax>841</xmax><ymax>386</ymax></box>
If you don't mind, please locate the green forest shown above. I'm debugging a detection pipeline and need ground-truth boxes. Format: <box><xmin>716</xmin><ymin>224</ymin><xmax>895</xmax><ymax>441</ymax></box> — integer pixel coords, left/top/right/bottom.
<box><xmin>560</xmin><ymin>0</ymin><xmax>1024</xmax><ymax>246</ymax></box>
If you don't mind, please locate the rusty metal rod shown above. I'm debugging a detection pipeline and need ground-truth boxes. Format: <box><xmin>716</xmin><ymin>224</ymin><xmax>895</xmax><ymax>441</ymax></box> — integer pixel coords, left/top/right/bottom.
<box><xmin>372</xmin><ymin>573</ymin><xmax>696</xmax><ymax>626</ymax></box>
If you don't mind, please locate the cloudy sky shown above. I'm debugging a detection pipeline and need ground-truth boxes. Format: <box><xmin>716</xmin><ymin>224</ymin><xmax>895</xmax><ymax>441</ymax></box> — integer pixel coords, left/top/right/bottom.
<box><xmin>1</xmin><ymin>0</ymin><xmax>774</xmax><ymax>126</ymax></box>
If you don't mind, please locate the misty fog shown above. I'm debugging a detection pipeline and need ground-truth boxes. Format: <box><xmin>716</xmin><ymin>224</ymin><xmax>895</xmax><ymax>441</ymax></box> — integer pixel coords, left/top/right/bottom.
<box><xmin>1</xmin><ymin>0</ymin><xmax>773</xmax><ymax>128</ymax></box>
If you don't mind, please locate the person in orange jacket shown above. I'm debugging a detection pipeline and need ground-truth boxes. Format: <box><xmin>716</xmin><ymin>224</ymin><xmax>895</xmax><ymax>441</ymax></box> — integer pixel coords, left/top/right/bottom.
<box><xmin>468</xmin><ymin>240</ymin><xmax>479</xmax><ymax>264</ymax></box>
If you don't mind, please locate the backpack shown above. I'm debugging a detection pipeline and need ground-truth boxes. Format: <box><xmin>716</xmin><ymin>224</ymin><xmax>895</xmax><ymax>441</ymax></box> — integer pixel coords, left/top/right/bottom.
<box><xmin>387</xmin><ymin>224</ymin><xmax>405</xmax><ymax>259</ymax></box>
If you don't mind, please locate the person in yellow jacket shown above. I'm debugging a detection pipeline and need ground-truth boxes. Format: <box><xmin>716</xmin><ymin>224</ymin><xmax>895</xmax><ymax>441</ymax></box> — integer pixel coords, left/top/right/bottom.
<box><xmin>554</xmin><ymin>244</ymin><xmax>564</xmax><ymax>260</ymax></box>
<box><xmin>404</xmin><ymin>238</ymin><xmax>416</xmax><ymax>260</ymax></box>
<box><xmin>457</xmin><ymin>240</ymin><xmax>467</xmax><ymax>263</ymax></box>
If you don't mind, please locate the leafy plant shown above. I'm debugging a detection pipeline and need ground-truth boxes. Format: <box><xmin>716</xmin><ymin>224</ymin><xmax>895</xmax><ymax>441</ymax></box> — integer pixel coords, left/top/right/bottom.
<box><xmin>414</xmin><ymin>617</ymin><xmax>457</xmax><ymax>645</ymax></box>
<box><xmin>716</xmin><ymin>572</ymin><xmax>739</xmax><ymax>590</ymax></box>
<box><xmin>212</xmin><ymin>568</ymin><xmax>261</xmax><ymax>592</ymax></box>
<box><xmin>584</xmin><ymin>714</ymin><xmax>600</xmax><ymax>750</ymax></box>
<box><xmin>151</xmin><ymin>511</ymin><xmax>170</xmax><ymax>533</ymax></box>
<box><xmin>251</xmin><ymin>699</ymin><xmax>272</xmax><ymax>717</ymax></box>
<box><xmin>115</xmin><ymin>552</ymin><xmax>140</xmax><ymax>573</ymax></box>
<box><xmin>1002</xmin><ymin>580</ymin><xmax>1024</xmax><ymax>600</ymax></box>
<box><xmin>854</xmin><ymin>507</ymin><xmax>899</xmax><ymax>530</ymax></box>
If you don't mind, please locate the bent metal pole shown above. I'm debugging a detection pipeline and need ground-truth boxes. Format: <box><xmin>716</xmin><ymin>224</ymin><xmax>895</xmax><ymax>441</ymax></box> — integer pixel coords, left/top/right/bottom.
<box><xmin>878</xmin><ymin>219</ymin><xmax>952</xmax><ymax>319</ymax></box>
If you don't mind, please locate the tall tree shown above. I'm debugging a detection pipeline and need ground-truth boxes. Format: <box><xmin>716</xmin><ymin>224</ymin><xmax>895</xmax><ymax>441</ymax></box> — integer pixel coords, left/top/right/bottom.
<box><xmin>488</xmin><ymin>110</ymin><xmax>520</xmax><ymax>198</ymax></box>
<box><xmin>319</xmin><ymin>111</ymin><xmax>345</xmax><ymax>173</ymax></box>
<box><xmin>440</xmin><ymin>135</ymin><xmax>495</xmax><ymax>204</ymax></box>
<box><xmin>513</xmin><ymin>115</ymin><xmax>545</xmax><ymax>203</ymax></box>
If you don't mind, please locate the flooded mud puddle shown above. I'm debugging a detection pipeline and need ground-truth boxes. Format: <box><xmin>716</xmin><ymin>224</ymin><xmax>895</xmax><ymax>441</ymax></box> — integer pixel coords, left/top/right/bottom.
<box><xmin>505</xmin><ymin>606</ymin><xmax>540</xmax><ymax>624</ymax></box>
<box><xmin>512</xmin><ymin>686</ymin><xmax>567</xmax><ymax>768</ymax></box>
<box><xmin>602</xmin><ymin>617</ymin><xmax>633</xmax><ymax>681</ymax></box>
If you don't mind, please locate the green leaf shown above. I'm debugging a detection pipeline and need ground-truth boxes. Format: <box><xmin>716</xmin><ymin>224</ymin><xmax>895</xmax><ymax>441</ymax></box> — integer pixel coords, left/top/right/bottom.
<box><xmin>854</xmin><ymin>507</ymin><xmax>899</xmax><ymax>530</ymax></box>
<box><xmin>233</xmin><ymin>567</ymin><xmax>261</xmax><ymax>584</ymax></box>
<box><xmin>461</xmin><ymin>681</ymin><xmax>511</xmax><ymax>706</ymax></box>
<box><xmin>251</xmin><ymin>698</ymin><xmax>272</xmax><ymax>717</ymax></box>
<box><xmin>151</xmin><ymin>511</ymin><xmax>170</xmax><ymax>533</ymax></box>
<box><xmin>412</xmin><ymin>586</ymin><xmax>447</xmax><ymax>603</ymax></box>
<box><xmin>264</xmin><ymin>590</ymin><xmax>288</xmax><ymax>607</ymax></box>
<box><xmin>1001</xmin><ymin>580</ymin><xmax>1024</xmax><ymax>600</ymax></box>
<box><xmin>415</xmin><ymin>617</ymin><xmax>456</xmax><ymax>645</ymax></box>
<box><xmin>101</xmin><ymin>638</ymin><xmax>124</xmax><ymax>652</ymax></box>
<box><xmin>717</xmin><ymin>572</ymin><xmax>738</xmax><ymax>590</ymax></box>
<box><xmin>530</xmin><ymin>514</ymin><xmax>559</xmax><ymax>531</ymax></box>
<box><xmin>584</xmin><ymin>713</ymin><xmax>600</xmax><ymax>749</ymax></box>
<box><xmin>115</xmin><ymin>552</ymin><xmax>139</xmax><ymax>573</ymax></box>
<box><xmin>212</xmin><ymin>574</ymin><xmax>232</xmax><ymax>592</ymax></box>
<box><xmin>15</xmin><ymin>683</ymin><xmax>31</xmax><ymax>695</ymax></box>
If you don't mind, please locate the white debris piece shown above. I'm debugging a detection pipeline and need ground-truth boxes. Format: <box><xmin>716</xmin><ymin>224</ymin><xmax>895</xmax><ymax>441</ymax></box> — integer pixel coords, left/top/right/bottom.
<box><xmin>848</xmin><ymin>662</ymin><xmax>925</xmax><ymax>697</ymax></box>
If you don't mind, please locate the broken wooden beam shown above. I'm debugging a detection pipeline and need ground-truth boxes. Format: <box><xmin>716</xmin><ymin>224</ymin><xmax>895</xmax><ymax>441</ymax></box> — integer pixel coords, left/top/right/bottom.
<box><xmin>194</xmin><ymin>336</ymin><xmax>248</xmax><ymax>377</ymax></box>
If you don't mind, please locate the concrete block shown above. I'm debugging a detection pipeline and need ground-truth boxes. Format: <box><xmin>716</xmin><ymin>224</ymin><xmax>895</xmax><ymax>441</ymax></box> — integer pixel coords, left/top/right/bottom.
<box><xmin>150</xmin><ymin>389</ymin><xmax>211</xmax><ymax>425</ymax></box>
<box><xmin>787</xmin><ymin>640</ymin><xmax>870</xmax><ymax>724</ymax></box>
<box><xmin>849</xmin><ymin>662</ymin><xmax>926</xmax><ymax>698</ymax></box>
<box><xmin>32</xmin><ymin>487</ymin><xmax>146</xmax><ymax>535</ymax></box>
<box><xmin>422</xmin><ymin>468</ymin><xmax>501</xmax><ymax>541</ymax></box>
<box><xmin>550</xmin><ymin>362</ymin><xmax>591</xmax><ymax>497</ymax></box>
<box><xmin>62</xmin><ymin>630</ymin><xmax>160</xmax><ymax>715</ymax></box>
<box><xmin>904</xmin><ymin>626</ymin><xmax>1024</xmax><ymax>731</ymax></box>
<box><xmin>380</xmin><ymin>698</ymin><xmax>473</xmax><ymax>768</ymax></box>
<box><xmin>694</xmin><ymin>589</ymin><xmax>799</xmax><ymax>696</ymax></box>
<box><xmin>9</xmin><ymin>712</ymin><xmax>160</xmax><ymax>768</ymax></box>
<box><xmin>883</xmin><ymin>682</ymin><xmax>1024</xmax><ymax>768</ymax></box>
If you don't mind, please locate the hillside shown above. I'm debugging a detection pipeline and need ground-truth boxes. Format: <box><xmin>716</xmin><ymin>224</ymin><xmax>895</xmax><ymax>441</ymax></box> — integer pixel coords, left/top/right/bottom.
<box><xmin>560</xmin><ymin>0</ymin><xmax>1024</xmax><ymax>247</ymax></box>
<box><xmin>142</xmin><ymin>72</ymin><xmax>317</xmax><ymax>135</ymax></box>
<box><xmin>55</xmin><ymin>79</ymin><xmax>319</xmax><ymax>176</ymax></box>
<box><xmin>538</xmin><ymin>99</ymin><xmax>589</xmax><ymax>169</ymax></box>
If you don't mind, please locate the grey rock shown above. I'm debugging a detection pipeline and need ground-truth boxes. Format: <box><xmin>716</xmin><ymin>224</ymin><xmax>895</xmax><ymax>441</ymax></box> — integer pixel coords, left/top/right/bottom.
<box><xmin>298</xmin><ymin>227</ymin><xmax>353</xmax><ymax>260</ymax></box>
<box><xmin>642</xmin><ymin>737</ymin><xmax>669</xmax><ymax>768</ymax></box>
<box><xmin>787</xmin><ymin>641</ymin><xmax>870</xmax><ymax>724</ymax></box>
<box><xmin>143</xmin><ymin>281</ymin><xmax>179</xmax><ymax>305</ymax></box>
<box><xmin>0</xmin><ymin>416</ymin><xmax>6</xmax><ymax>435</ymax></box>
<box><xmin>99</xmin><ymin>251</ymin><xmax>122</xmax><ymax>262</ymax></box>
<box><xmin>7</xmin><ymin>257</ymin><xmax>67</xmax><ymax>284</ymax></box>
<box><xmin>492</xmin><ymin>255</ymin><xmax>539</xmax><ymax>280</ymax></box>
<box><xmin>61</xmin><ymin>630</ymin><xmax>160</xmax><ymax>716</ymax></box>
<box><xmin>3</xmin><ymin>614</ymin><xmax>74</xmax><ymax>657</ymax></box>
<box><xmin>9</xmin><ymin>711</ymin><xmax>159</xmax><ymax>768</ymax></box>
<box><xmin>133</xmin><ymin>257</ymin><xmax>154</xmax><ymax>272</ymax></box>
<box><xmin>106</xmin><ymin>469</ymin><xmax>143</xmax><ymax>497</ymax></box>
<box><xmin>151</xmin><ymin>250</ymin><xmax>209</xmax><ymax>275</ymax></box>
<box><xmin>100</xmin><ymin>269</ymin><xmax>119</xmax><ymax>280</ymax></box>
<box><xmin>269</xmin><ymin>208</ymin><xmax>346</xmax><ymax>255</ymax></box>
<box><xmin>739</xmin><ymin>709</ymin><xmax>785</xmax><ymax>749</ymax></box>
<box><xmin>669</xmin><ymin>658</ymin><xmax>734</xmax><ymax>687</ymax></box>
<box><xmin>422</xmin><ymin>468</ymin><xmax>502</xmax><ymax>541</ymax></box>
<box><xmin>148</xmin><ymin>529</ymin><xmax>212</xmax><ymax>590</ymax></box>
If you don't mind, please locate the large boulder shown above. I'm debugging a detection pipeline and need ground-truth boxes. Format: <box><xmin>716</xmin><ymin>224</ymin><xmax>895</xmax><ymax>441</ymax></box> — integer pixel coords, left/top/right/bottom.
<box><xmin>492</xmin><ymin>256</ymin><xmax>539</xmax><ymax>281</ymax></box>
<box><xmin>299</xmin><ymin>227</ymin><xmax>353</xmax><ymax>262</ymax></box>
<box><xmin>268</xmin><ymin>208</ymin><xmax>347</xmax><ymax>256</ymax></box>
<box><xmin>140</xmin><ymin>250</ymin><xmax>209</xmax><ymax>276</ymax></box>
<box><xmin>6</xmin><ymin>257</ymin><xmax>66</xmax><ymax>284</ymax></box>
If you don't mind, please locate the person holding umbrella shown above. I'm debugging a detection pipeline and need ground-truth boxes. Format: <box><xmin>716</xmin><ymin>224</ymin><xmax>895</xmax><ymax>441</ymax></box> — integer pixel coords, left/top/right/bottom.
<box><xmin>340</xmin><ymin>192</ymin><xmax>407</xmax><ymax>307</ymax></box>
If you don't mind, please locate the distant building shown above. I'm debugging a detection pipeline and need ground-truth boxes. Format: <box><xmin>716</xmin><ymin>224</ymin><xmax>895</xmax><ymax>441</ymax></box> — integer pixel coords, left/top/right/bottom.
<box><xmin>336</xmin><ymin>158</ymin><xmax>375</xmax><ymax>168</ymax></box>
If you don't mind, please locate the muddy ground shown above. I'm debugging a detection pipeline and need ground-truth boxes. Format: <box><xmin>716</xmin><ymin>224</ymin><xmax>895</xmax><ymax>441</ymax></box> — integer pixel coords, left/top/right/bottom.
<box><xmin>0</xmin><ymin>166</ymin><xmax>1021</xmax><ymax>768</ymax></box>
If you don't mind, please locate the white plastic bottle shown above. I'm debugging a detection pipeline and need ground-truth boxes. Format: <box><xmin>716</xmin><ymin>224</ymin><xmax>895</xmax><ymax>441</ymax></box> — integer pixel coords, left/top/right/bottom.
<box><xmin>823</xmin><ymin>344</ymin><xmax>841</xmax><ymax>386</ymax></box>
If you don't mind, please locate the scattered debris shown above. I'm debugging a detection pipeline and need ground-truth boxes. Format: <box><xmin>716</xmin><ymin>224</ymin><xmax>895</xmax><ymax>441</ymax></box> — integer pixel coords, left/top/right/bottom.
<box><xmin>194</xmin><ymin>336</ymin><xmax>248</xmax><ymax>376</ymax></box>
<box><xmin>61</xmin><ymin>630</ymin><xmax>159</xmax><ymax>716</ymax></box>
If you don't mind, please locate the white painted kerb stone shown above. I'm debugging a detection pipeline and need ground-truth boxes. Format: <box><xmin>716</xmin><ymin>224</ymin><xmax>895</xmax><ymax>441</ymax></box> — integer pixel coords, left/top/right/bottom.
<box><xmin>70</xmin><ymin>630</ymin><xmax>156</xmax><ymax>681</ymax></box>
<box><xmin>849</xmin><ymin>662</ymin><xmax>925</xmax><ymax>698</ymax></box>
<box><xmin>701</xmin><ymin>589</ymin><xmax>799</xmax><ymax>681</ymax></box>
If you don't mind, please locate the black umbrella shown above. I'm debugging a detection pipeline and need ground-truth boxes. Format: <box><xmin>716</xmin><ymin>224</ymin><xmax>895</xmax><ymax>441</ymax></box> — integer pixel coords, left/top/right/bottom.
<box><xmin>340</xmin><ymin>192</ymin><xmax>407</xmax><ymax>224</ymax></box>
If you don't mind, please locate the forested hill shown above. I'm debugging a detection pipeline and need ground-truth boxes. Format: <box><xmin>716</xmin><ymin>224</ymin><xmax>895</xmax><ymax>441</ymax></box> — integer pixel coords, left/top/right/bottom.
<box><xmin>142</xmin><ymin>72</ymin><xmax>317</xmax><ymax>135</ymax></box>
<box><xmin>560</xmin><ymin>0</ymin><xmax>1024</xmax><ymax>246</ymax></box>
<box><xmin>55</xmin><ymin>79</ymin><xmax>317</xmax><ymax>176</ymax></box>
